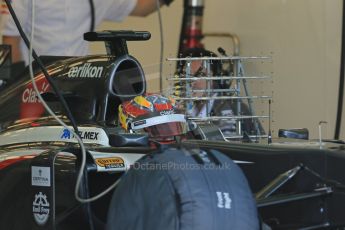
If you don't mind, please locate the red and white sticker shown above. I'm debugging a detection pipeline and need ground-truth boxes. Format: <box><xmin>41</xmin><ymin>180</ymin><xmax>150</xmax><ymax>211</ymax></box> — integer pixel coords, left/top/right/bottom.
<box><xmin>20</xmin><ymin>75</ymin><xmax>50</xmax><ymax>121</ymax></box>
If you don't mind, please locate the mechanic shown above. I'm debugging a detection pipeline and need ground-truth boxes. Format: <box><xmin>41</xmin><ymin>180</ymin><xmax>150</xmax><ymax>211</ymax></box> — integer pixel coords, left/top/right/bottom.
<box><xmin>118</xmin><ymin>93</ymin><xmax>188</xmax><ymax>145</ymax></box>
<box><xmin>178</xmin><ymin>48</ymin><xmax>264</xmax><ymax>137</ymax></box>
<box><xmin>1</xmin><ymin>0</ymin><xmax>174</xmax><ymax>65</ymax></box>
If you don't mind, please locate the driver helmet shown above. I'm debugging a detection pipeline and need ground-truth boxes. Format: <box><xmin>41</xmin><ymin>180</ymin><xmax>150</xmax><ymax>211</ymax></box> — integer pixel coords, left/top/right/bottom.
<box><xmin>118</xmin><ymin>94</ymin><xmax>187</xmax><ymax>142</ymax></box>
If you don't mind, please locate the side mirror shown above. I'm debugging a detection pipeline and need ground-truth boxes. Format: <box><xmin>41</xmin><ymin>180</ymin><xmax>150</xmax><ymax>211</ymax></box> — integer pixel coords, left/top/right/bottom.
<box><xmin>278</xmin><ymin>128</ymin><xmax>309</xmax><ymax>140</ymax></box>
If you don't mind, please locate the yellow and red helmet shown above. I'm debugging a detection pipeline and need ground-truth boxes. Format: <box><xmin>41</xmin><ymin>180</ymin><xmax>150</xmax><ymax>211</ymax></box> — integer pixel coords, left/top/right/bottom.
<box><xmin>118</xmin><ymin>94</ymin><xmax>186</xmax><ymax>140</ymax></box>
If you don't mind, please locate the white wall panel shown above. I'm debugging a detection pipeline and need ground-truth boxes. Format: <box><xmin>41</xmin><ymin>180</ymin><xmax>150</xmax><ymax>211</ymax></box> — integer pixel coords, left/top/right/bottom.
<box><xmin>89</xmin><ymin>0</ymin><xmax>343</xmax><ymax>139</ymax></box>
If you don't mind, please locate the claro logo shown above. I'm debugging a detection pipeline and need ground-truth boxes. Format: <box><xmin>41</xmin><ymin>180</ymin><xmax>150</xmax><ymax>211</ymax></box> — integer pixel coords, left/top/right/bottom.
<box><xmin>22</xmin><ymin>81</ymin><xmax>49</xmax><ymax>103</ymax></box>
<box><xmin>20</xmin><ymin>77</ymin><xmax>51</xmax><ymax>120</ymax></box>
<box><xmin>68</xmin><ymin>63</ymin><xmax>103</xmax><ymax>78</ymax></box>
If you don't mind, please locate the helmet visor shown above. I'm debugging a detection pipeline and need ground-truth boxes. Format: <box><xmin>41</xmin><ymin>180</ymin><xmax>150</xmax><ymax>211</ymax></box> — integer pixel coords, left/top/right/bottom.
<box><xmin>144</xmin><ymin>121</ymin><xmax>187</xmax><ymax>138</ymax></box>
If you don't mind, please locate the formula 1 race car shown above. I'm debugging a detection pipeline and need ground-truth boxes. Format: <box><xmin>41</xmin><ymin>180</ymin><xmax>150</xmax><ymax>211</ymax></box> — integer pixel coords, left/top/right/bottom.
<box><xmin>0</xmin><ymin>31</ymin><xmax>260</xmax><ymax>230</ymax></box>
<box><xmin>1</xmin><ymin>31</ymin><xmax>345</xmax><ymax>230</ymax></box>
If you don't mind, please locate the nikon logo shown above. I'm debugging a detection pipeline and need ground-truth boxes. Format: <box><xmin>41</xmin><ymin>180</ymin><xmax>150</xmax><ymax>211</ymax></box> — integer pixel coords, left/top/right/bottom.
<box><xmin>68</xmin><ymin>63</ymin><xmax>103</xmax><ymax>78</ymax></box>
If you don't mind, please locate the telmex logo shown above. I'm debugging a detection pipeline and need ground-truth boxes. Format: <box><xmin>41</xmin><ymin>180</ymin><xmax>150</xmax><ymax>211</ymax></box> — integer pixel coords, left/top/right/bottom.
<box><xmin>68</xmin><ymin>63</ymin><xmax>103</xmax><ymax>78</ymax></box>
<box><xmin>60</xmin><ymin>129</ymin><xmax>99</xmax><ymax>140</ymax></box>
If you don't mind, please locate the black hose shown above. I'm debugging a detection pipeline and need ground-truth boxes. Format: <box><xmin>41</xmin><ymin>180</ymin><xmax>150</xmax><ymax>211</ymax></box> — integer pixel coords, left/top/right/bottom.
<box><xmin>4</xmin><ymin>0</ymin><xmax>79</xmax><ymax>133</ymax></box>
<box><xmin>335</xmin><ymin>0</ymin><xmax>345</xmax><ymax>139</ymax></box>
<box><xmin>157</xmin><ymin>0</ymin><xmax>164</xmax><ymax>92</ymax></box>
<box><xmin>177</xmin><ymin>0</ymin><xmax>189</xmax><ymax>57</ymax></box>
<box><xmin>88</xmin><ymin>0</ymin><xmax>95</xmax><ymax>32</ymax></box>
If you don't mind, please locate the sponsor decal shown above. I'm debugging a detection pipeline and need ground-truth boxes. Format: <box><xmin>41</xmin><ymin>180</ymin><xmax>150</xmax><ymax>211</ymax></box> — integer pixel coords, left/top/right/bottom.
<box><xmin>22</xmin><ymin>81</ymin><xmax>49</xmax><ymax>104</ymax></box>
<box><xmin>20</xmin><ymin>76</ymin><xmax>51</xmax><ymax>120</ymax></box>
<box><xmin>159</xmin><ymin>109</ymin><xmax>175</xmax><ymax>116</ymax></box>
<box><xmin>216</xmin><ymin>191</ymin><xmax>232</xmax><ymax>210</ymax></box>
<box><xmin>95</xmin><ymin>157</ymin><xmax>125</xmax><ymax>169</ymax></box>
<box><xmin>32</xmin><ymin>166</ymin><xmax>51</xmax><ymax>187</ymax></box>
<box><xmin>60</xmin><ymin>129</ymin><xmax>72</xmax><ymax>139</ymax></box>
<box><xmin>32</xmin><ymin>192</ymin><xmax>50</xmax><ymax>226</ymax></box>
<box><xmin>67</xmin><ymin>63</ymin><xmax>103</xmax><ymax>78</ymax></box>
<box><xmin>60</xmin><ymin>129</ymin><xmax>99</xmax><ymax>141</ymax></box>
<box><xmin>133</xmin><ymin>120</ymin><xmax>146</xmax><ymax>127</ymax></box>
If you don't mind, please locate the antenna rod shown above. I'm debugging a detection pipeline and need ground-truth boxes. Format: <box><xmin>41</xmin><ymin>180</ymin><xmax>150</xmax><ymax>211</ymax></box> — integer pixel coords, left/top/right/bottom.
<box><xmin>268</xmin><ymin>99</ymin><xmax>272</xmax><ymax>144</ymax></box>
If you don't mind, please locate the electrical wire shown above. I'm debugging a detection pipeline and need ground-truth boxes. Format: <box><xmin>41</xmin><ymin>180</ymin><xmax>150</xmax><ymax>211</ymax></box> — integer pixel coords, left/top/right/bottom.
<box><xmin>335</xmin><ymin>0</ymin><xmax>345</xmax><ymax>139</ymax></box>
<box><xmin>27</xmin><ymin>0</ymin><xmax>120</xmax><ymax>203</ymax></box>
<box><xmin>177</xmin><ymin>0</ymin><xmax>189</xmax><ymax>57</ymax></box>
<box><xmin>157</xmin><ymin>0</ymin><xmax>164</xmax><ymax>92</ymax></box>
<box><xmin>88</xmin><ymin>0</ymin><xmax>95</xmax><ymax>32</ymax></box>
